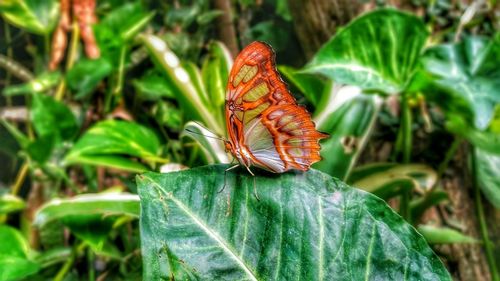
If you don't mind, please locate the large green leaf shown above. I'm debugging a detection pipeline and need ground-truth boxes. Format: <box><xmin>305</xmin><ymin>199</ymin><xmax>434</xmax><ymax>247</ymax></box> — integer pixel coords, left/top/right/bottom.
<box><xmin>138</xmin><ymin>165</ymin><xmax>450</xmax><ymax>280</ymax></box>
<box><xmin>475</xmin><ymin>147</ymin><xmax>500</xmax><ymax>208</ymax></box>
<box><xmin>0</xmin><ymin>225</ymin><xmax>39</xmax><ymax>281</ymax></box>
<box><xmin>0</xmin><ymin>0</ymin><xmax>59</xmax><ymax>35</ymax></box>
<box><xmin>313</xmin><ymin>86</ymin><xmax>382</xmax><ymax>180</ymax></box>
<box><xmin>417</xmin><ymin>36</ymin><xmax>500</xmax><ymax>130</ymax></box>
<box><xmin>305</xmin><ymin>9</ymin><xmax>428</xmax><ymax>94</ymax></box>
<box><xmin>65</xmin><ymin>120</ymin><xmax>160</xmax><ymax>171</ymax></box>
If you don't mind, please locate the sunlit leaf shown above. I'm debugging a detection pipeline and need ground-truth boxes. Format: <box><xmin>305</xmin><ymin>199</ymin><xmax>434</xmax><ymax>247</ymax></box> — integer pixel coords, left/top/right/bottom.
<box><xmin>0</xmin><ymin>194</ymin><xmax>25</xmax><ymax>214</ymax></box>
<box><xmin>306</xmin><ymin>9</ymin><xmax>428</xmax><ymax>94</ymax></box>
<box><xmin>34</xmin><ymin>193</ymin><xmax>140</xmax><ymax>228</ymax></box>
<box><xmin>181</xmin><ymin>121</ymin><xmax>229</xmax><ymax>164</ymax></box>
<box><xmin>65</xmin><ymin>120</ymin><xmax>160</xmax><ymax>170</ymax></box>
<box><xmin>202</xmin><ymin>41</ymin><xmax>232</xmax><ymax>124</ymax></box>
<box><xmin>2</xmin><ymin>71</ymin><xmax>60</xmax><ymax>96</ymax></box>
<box><xmin>0</xmin><ymin>0</ymin><xmax>59</xmax><ymax>35</ymax></box>
<box><xmin>34</xmin><ymin>193</ymin><xmax>140</xmax><ymax>252</ymax></box>
<box><xmin>98</xmin><ymin>2</ymin><xmax>153</xmax><ymax>42</ymax></box>
<box><xmin>0</xmin><ymin>225</ymin><xmax>39</xmax><ymax>280</ymax></box>
<box><xmin>349</xmin><ymin>163</ymin><xmax>437</xmax><ymax>198</ymax></box>
<box><xmin>140</xmin><ymin>34</ymin><xmax>224</xmax><ymax>134</ymax></box>
<box><xmin>138</xmin><ymin>165</ymin><xmax>451</xmax><ymax>280</ymax></box>
<box><xmin>313</xmin><ymin>86</ymin><xmax>382</xmax><ymax>180</ymax></box>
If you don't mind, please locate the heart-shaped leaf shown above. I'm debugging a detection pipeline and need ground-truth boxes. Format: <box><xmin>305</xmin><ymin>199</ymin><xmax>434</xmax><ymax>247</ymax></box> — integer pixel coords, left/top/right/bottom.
<box><xmin>305</xmin><ymin>9</ymin><xmax>428</xmax><ymax>94</ymax></box>
<box><xmin>65</xmin><ymin>120</ymin><xmax>161</xmax><ymax>171</ymax></box>
<box><xmin>417</xmin><ymin>36</ymin><xmax>500</xmax><ymax>130</ymax></box>
<box><xmin>138</xmin><ymin>165</ymin><xmax>450</xmax><ymax>280</ymax></box>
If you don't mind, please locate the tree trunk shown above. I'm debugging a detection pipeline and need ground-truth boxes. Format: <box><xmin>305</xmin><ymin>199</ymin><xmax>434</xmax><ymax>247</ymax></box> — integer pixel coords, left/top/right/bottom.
<box><xmin>286</xmin><ymin>0</ymin><xmax>364</xmax><ymax>59</ymax></box>
<box><xmin>213</xmin><ymin>0</ymin><xmax>239</xmax><ymax>58</ymax></box>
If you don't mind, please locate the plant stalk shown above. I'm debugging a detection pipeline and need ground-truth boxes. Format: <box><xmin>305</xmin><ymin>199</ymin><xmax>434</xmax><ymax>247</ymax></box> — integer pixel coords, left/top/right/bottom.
<box><xmin>54</xmin><ymin>242</ymin><xmax>86</xmax><ymax>281</ymax></box>
<box><xmin>11</xmin><ymin>162</ymin><xmax>29</xmax><ymax>195</ymax></box>
<box><xmin>55</xmin><ymin>21</ymin><xmax>80</xmax><ymax>101</ymax></box>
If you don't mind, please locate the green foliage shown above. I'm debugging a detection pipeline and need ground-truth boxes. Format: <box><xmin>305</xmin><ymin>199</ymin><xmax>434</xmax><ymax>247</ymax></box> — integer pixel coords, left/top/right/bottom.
<box><xmin>141</xmin><ymin>34</ymin><xmax>224</xmax><ymax>135</ymax></box>
<box><xmin>2</xmin><ymin>71</ymin><xmax>60</xmax><ymax>96</ymax></box>
<box><xmin>413</xmin><ymin>36</ymin><xmax>500</xmax><ymax>166</ymax></box>
<box><xmin>1</xmin><ymin>1</ymin><xmax>499</xmax><ymax>279</ymax></box>
<box><xmin>306</xmin><ymin>9</ymin><xmax>428</xmax><ymax>94</ymax></box>
<box><xmin>0</xmin><ymin>194</ymin><xmax>25</xmax><ymax>215</ymax></box>
<box><xmin>138</xmin><ymin>165</ymin><xmax>451</xmax><ymax>280</ymax></box>
<box><xmin>417</xmin><ymin>225</ymin><xmax>479</xmax><ymax>244</ymax></box>
<box><xmin>65</xmin><ymin>120</ymin><xmax>161</xmax><ymax>172</ymax></box>
<box><xmin>0</xmin><ymin>225</ymin><xmax>39</xmax><ymax>280</ymax></box>
<box><xmin>31</xmin><ymin>94</ymin><xmax>79</xmax><ymax>141</ymax></box>
<box><xmin>35</xmin><ymin>192</ymin><xmax>139</xmax><ymax>251</ymax></box>
<box><xmin>66</xmin><ymin>58</ymin><xmax>113</xmax><ymax>99</ymax></box>
<box><xmin>475</xmin><ymin>147</ymin><xmax>500</xmax><ymax>208</ymax></box>
<box><xmin>0</xmin><ymin>0</ymin><xmax>59</xmax><ymax>34</ymax></box>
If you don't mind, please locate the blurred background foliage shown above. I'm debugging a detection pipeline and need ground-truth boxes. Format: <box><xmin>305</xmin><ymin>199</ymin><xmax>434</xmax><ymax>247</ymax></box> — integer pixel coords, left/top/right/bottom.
<box><xmin>0</xmin><ymin>0</ymin><xmax>499</xmax><ymax>280</ymax></box>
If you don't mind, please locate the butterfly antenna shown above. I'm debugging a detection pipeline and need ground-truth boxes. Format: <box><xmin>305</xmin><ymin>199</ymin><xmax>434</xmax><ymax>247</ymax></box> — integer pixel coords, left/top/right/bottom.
<box><xmin>184</xmin><ymin>128</ymin><xmax>226</xmax><ymax>142</ymax></box>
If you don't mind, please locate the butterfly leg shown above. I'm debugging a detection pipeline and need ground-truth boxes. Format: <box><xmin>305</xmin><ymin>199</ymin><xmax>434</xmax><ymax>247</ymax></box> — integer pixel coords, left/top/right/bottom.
<box><xmin>252</xmin><ymin>176</ymin><xmax>260</xmax><ymax>201</ymax></box>
<box><xmin>219</xmin><ymin>164</ymin><xmax>239</xmax><ymax>193</ymax></box>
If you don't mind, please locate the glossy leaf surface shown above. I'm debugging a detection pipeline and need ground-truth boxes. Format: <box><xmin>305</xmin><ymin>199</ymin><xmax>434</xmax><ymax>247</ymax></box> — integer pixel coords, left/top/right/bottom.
<box><xmin>0</xmin><ymin>225</ymin><xmax>39</xmax><ymax>280</ymax></box>
<box><xmin>65</xmin><ymin>120</ymin><xmax>160</xmax><ymax>171</ymax></box>
<box><xmin>34</xmin><ymin>193</ymin><xmax>140</xmax><ymax>228</ymax></box>
<box><xmin>306</xmin><ymin>9</ymin><xmax>428</xmax><ymax>94</ymax></box>
<box><xmin>0</xmin><ymin>194</ymin><xmax>25</xmax><ymax>214</ymax></box>
<box><xmin>138</xmin><ymin>165</ymin><xmax>450</xmax><ymax>280</ymax></box>
<box><xmin>181</xmin><ymin>121</ymin><xmax>229</xmax><ymax>164</ymax></box>
<box><xmin>0</xmin><ymin>0</ymin><xmax>59</xmax><ymax>34</ymax></box>
<box><xmin>417</xmin><ymin>36</ymin><xmax>500</xmax><ymax>130</ymax></box>
<box><xmin>141</xmin><ymin>34</ymin><xmax>223</xmax><ymax>134</ymax></box>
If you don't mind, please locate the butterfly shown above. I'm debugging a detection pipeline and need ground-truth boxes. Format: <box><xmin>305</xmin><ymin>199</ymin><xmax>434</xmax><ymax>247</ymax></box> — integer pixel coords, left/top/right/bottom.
<box><xmin>224</xmin><ymin>41</ymin><xmax>328</xmax><ymax>175</ymax></box>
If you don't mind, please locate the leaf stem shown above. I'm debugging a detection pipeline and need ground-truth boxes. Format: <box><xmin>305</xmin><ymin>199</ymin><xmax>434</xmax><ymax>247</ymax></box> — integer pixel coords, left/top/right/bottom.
<box><xmin>433</xmin><ymin>137</ymin><xmax>462</xmax><ymax>189</ymax></box>
<box><xmin>55</xmin><ymin>21</ymin><xmax>80</xmax><ymax>101</ymax></box>
<box><xmin>472</xmin><ymin>147</ymin><xmax>500</xmax><ymax>281</ymax></box>
<box><xmin>53</xmin><ymin>241</ymin><xmax>87</xmax><ymax>281</ymax></box>
<box><xmin>398</xmin><ymin>92</ymin><xmax>413</xmax><ymax>220</ymax></box>
<box><xmin>11</xmin><ymin>162</ymin><xmax>29</xmax><ymax>196</ymax></box>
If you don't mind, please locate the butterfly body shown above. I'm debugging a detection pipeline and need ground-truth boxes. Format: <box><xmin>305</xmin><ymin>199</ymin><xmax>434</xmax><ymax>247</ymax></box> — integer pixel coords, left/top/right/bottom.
<box><xmin>225</xmin><ymin>41</ymin><xmax>328</xmax><ymax>173</ymax></box>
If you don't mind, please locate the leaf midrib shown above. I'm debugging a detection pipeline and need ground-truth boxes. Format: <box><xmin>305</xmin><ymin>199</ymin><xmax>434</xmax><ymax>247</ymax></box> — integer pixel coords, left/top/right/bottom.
<box><xmin>147</xmin><ymin>176</ymin><xmax>258</xmax><ymax>281</ymax></box>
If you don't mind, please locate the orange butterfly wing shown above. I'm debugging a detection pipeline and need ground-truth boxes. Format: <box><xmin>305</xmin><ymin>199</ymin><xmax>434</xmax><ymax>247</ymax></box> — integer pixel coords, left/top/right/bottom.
<box><xmin>225</xmin><ymin>41</ymin><xmax>327</xmax><ymax>173</ymax></box>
